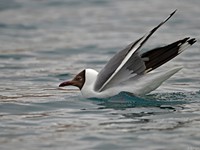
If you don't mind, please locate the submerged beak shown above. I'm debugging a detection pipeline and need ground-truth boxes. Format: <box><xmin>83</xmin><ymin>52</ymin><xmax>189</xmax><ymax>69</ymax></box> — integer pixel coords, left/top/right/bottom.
<box><xmin>59</xmin><ymin>80</ymin><xmax>74</xmax><ymax>87</ymax></box>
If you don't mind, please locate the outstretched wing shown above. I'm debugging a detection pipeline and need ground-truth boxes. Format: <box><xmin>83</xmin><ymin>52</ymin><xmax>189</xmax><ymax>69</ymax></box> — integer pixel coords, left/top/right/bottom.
<box><xmin>141</xmin><ymin>37</ymin><xmax>196</xmax><ymax>73</ymax></box>
<box><xmin>94</xmin><ymin>10</ymin><xmax>177</xmax><ymax>92</ymax></box>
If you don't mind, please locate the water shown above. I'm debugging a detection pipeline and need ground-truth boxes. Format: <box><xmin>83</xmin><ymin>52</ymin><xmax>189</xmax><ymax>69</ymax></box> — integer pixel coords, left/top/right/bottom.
<box><xmin>0</xmin><ymin>0</ymin><xmax>200</xmax><ymax>149</ymax></box>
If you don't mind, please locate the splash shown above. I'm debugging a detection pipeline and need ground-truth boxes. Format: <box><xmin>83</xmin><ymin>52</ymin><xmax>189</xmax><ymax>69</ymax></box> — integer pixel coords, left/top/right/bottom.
<box><xmin>89</xmin><ymin>91</ymin><xmax>200</xmax><ymax>109</ymax></box>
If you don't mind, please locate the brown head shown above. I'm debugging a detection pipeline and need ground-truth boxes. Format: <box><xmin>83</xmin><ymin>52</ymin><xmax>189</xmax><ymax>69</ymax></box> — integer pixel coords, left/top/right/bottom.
<box><xmin>59</xmin><ymin>70</ymin><xmax>86</xmax><ymax>90</ymax></box>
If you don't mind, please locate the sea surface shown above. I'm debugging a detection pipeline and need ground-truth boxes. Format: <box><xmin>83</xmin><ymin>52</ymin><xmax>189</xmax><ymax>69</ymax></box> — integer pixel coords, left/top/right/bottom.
<box><xmin>0</xmin><ymin>0</ymin><xmax>200</xmax><ymax>150</ymax></box>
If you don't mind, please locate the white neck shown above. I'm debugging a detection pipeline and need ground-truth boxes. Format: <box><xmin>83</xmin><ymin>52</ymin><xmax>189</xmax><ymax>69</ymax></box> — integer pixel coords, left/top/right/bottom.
<box><xmin>81</xmin><ymin>69</ymin><xmax>99</xmax><ymax>98</ymax></box>
<box><xmin>80</xmin><ymin>68</ymin><xmax>120</xmax><ymax>98</ymax></box>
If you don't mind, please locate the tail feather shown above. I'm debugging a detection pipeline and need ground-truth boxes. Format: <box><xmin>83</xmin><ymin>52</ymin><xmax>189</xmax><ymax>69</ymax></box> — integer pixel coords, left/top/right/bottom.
<box><xmin>141</xmin><ymin>37</ymin><xmax>196</xmax><ymax>73</ymax></box>
<box><xmin>129</xmin><ymin>67</ymin><xmax>183</xmax><ymax>95</ymax></box>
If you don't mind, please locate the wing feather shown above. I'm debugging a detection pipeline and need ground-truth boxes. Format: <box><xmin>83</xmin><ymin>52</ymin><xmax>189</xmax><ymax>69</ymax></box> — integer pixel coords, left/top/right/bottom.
<box><xmin>94</xmin><ymin>10</ymin><xmax>177</xmax><ymax>92</ymax></box>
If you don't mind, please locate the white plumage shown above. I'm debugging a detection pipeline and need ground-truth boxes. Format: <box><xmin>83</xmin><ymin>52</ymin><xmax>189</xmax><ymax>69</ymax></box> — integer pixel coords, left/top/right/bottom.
<box><xmin>59</xmin><ymin>10</ymin><xmax>196</xmax><ymax>98</ymax></box>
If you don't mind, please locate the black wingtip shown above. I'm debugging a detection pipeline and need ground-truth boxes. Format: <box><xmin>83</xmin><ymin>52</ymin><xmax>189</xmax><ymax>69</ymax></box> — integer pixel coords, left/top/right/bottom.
<box><xmin>182</xmin><ymin>37</ymin><xmax>190</xmax><ymax>43</ymax></box>
<box><xmin>181</xmin><ymin>37</ymin><xmax>197</xmax><ymax>45</ymax></box>
<box><xmin>170</xmin><ymin>9</ymin><xmax>177</xmax><ymax>16</ymax></box>
<box><xmin>162</xmin><ymin>9</ymin><xmax>177</xmax><ymax>25</ymax></box>
<box><xmin>188</xmin><ymin>38</ymin><xmax>197</xmax><ymax>45</ymax></box>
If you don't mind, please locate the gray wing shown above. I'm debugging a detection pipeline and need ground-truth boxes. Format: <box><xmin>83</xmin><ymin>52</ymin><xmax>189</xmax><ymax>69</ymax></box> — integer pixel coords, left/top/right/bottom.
<box><xmin>94</xmin><ymin>10</ymin><xmax>177</xmax><ymax>92</ymax></box>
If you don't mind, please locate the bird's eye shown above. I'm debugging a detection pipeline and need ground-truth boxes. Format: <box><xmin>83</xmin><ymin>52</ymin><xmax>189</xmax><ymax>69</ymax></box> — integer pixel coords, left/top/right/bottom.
<box><xmin>76</xmin><ymin>76</ymin><xmax>82</xmax><ymax>81</ymax></box>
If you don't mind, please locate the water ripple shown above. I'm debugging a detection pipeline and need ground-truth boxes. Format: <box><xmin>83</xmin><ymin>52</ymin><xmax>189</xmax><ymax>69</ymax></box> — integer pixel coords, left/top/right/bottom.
<box><xmin>0</xmin><ymin>0</ymin><xmax>200</xmax><ymax>150</ymax></box>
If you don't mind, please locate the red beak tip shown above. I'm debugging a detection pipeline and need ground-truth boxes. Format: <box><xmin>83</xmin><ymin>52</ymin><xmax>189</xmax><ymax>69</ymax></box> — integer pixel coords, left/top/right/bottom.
<box><xmin>59</xmin><ymin>83</ymin><xmax>66</xmax><ymax>87</ymax></box>
<box><xmin>58</xmin><ymin>84</ymin><xmax>63</xmax><ymax>87</ymax></box>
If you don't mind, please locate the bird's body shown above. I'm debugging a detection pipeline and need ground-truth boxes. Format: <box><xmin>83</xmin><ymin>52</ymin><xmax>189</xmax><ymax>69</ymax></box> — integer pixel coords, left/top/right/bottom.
<box><xmin>59</xmin><ymin>10</ymin><xmax>196</xmax><ymax>99</ymax></box>
<box><xmin>79</xmin><ymin>67</ymin><xmax>182</xmax><ymax>98</ymax></box>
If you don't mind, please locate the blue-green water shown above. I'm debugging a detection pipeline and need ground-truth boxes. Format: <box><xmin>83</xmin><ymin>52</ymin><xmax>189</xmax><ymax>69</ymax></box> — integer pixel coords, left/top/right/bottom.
<box><xmin>0</xmin><ymin>0</ymin><xmax>200</xmax><ymax>150</ymax></box>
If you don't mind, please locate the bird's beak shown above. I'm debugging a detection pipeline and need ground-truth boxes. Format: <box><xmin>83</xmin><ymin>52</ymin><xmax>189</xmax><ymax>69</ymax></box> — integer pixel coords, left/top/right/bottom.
<box><xmin>59</xmin><ymin>80</ymin><xmax>74</xmax><ymax>87</ymax></box>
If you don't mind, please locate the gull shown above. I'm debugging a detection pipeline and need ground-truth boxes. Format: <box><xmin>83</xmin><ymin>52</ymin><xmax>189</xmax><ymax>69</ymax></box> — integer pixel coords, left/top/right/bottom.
<box><xmin>59</xmin><ymin>10</ymin><xmax>196</xmax><ymax>98</ymax></box>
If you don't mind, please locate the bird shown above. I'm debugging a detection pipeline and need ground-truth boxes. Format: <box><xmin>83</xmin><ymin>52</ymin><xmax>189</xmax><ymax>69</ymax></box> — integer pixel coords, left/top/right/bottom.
<box><xmin>59</xmin><ymin>10</ymin><xmax>196</xmax><ymax>98</ymax></box>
